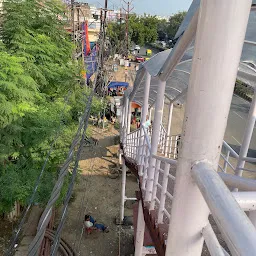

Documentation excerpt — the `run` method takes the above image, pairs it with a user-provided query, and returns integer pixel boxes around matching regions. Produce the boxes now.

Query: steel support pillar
[120,158,127,223]
[125,97,129,128]
[165,1,252,255]
[138,72,151,165]
[249,210,256,228]
[165,102,173,156]
[121,104,125,128]
[235,91,256,178]
[141,72,151,125]
[149,107,153,121]
[134,200,145,256]
[127,102,132,134]
[145,79,166,202]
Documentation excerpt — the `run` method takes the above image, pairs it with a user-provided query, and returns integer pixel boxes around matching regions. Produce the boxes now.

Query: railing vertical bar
[139,136,147,176]
[150,159,162,210]
[223,150,230,173]
[158,162,170,223]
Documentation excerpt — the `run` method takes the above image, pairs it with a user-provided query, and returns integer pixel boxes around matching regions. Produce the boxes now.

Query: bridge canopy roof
[129,0,256,107]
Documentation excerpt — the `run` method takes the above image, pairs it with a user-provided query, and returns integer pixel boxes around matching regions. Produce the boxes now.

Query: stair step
[158,223,169,241]
[150,210,158,225]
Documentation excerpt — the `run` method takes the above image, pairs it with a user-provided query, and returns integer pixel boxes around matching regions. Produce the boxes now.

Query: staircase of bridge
[120,124,256,256]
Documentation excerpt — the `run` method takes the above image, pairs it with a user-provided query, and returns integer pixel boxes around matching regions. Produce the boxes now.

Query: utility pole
[99,0,108,68]
[77,6,80,32]
[123,0,134,55]
[71,0,75,43]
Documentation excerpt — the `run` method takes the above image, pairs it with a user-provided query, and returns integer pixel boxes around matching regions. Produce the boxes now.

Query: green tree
[2,0,77,97]
[0,0,104,213]
[106,21,127,54]
[107,14,159,51]
[167,11,187,39]
[129,15,159,45]
[157,19,169,41]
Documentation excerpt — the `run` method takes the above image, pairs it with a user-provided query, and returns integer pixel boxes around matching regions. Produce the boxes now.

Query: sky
[78,0,193,16]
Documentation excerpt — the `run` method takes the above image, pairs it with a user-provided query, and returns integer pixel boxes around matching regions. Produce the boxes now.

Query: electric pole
[123,0,134,55]
[71,0,75,43]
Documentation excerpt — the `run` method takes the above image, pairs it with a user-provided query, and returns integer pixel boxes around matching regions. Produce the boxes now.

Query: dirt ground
[55,124,138,256]
[0,219,15,255]
[107,58,137,88]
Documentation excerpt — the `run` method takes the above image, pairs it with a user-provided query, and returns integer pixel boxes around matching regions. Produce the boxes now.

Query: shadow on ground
[55,126,138,256]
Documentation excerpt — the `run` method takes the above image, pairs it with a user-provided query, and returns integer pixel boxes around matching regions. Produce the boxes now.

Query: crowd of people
[108,87,124,97]
[131,114,152,131]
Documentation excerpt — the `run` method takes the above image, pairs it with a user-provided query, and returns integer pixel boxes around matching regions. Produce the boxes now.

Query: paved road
[224,95,256,157]
[131,44,162,57]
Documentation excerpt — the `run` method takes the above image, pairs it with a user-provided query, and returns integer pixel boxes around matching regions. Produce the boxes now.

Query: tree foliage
[107,15,159,51]
[157,20,169,41]
[156,12,187,42]
[167,11,187,40]
[129,15,159,46]
[0,0,104,213]
[107,12,186,51]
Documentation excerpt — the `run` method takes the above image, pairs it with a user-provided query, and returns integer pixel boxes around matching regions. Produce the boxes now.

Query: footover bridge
[119,1,256,255]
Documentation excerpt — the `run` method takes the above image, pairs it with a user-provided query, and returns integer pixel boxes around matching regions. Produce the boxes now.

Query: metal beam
[129,68,146,101]
[232,192,256,211]
[159,9,199,81]
[219,172,256,191]
[192,161,256,255]
[166,1,252,254]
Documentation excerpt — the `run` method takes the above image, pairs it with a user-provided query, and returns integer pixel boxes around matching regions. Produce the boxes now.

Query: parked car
[135,56,144,63]
[135,45,140,50]
[128,54,136,61]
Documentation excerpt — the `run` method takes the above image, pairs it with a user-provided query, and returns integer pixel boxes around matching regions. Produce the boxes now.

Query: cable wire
[27,90,93,255]
[5,90,72,256]
[50,90,94,256]
[28,4,107,253]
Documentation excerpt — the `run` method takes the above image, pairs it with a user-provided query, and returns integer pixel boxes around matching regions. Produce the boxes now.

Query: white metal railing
[150,154,176,224]
[218,141,239,173]
[192,161,256,255]
[163,134,180,159]
[123,125,177,225]
[122,124,256,255]
[158,128,256,176]
[159,124,167,154]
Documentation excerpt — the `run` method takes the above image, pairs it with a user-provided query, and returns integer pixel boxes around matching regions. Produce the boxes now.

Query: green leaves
[0,50,38,128]
[167,12,187,39]
[2,0,75,95]
[0,0,106,214]
[0,0,85,213]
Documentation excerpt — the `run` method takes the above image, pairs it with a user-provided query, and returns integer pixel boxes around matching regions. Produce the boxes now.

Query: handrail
[127,128,140,136]
[166,134,181,138]
[239,167,256,172]
[152,154,177,166]
[162,128,240,161]
[232,192,256,211]
[242,156,256,163]
[222,141,239,159]
[192,161,256,255]
[219,172,256,191]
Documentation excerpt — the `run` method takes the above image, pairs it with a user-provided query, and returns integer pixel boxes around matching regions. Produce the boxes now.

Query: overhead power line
[122,0,134,55]
[27,1,109,254]
[5,91,73,256]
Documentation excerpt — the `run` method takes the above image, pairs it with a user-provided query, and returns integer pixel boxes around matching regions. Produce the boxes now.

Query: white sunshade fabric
[130,0,256,107]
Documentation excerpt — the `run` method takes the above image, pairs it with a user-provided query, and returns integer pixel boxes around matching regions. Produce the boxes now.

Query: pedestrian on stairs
[144,115,151,128]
